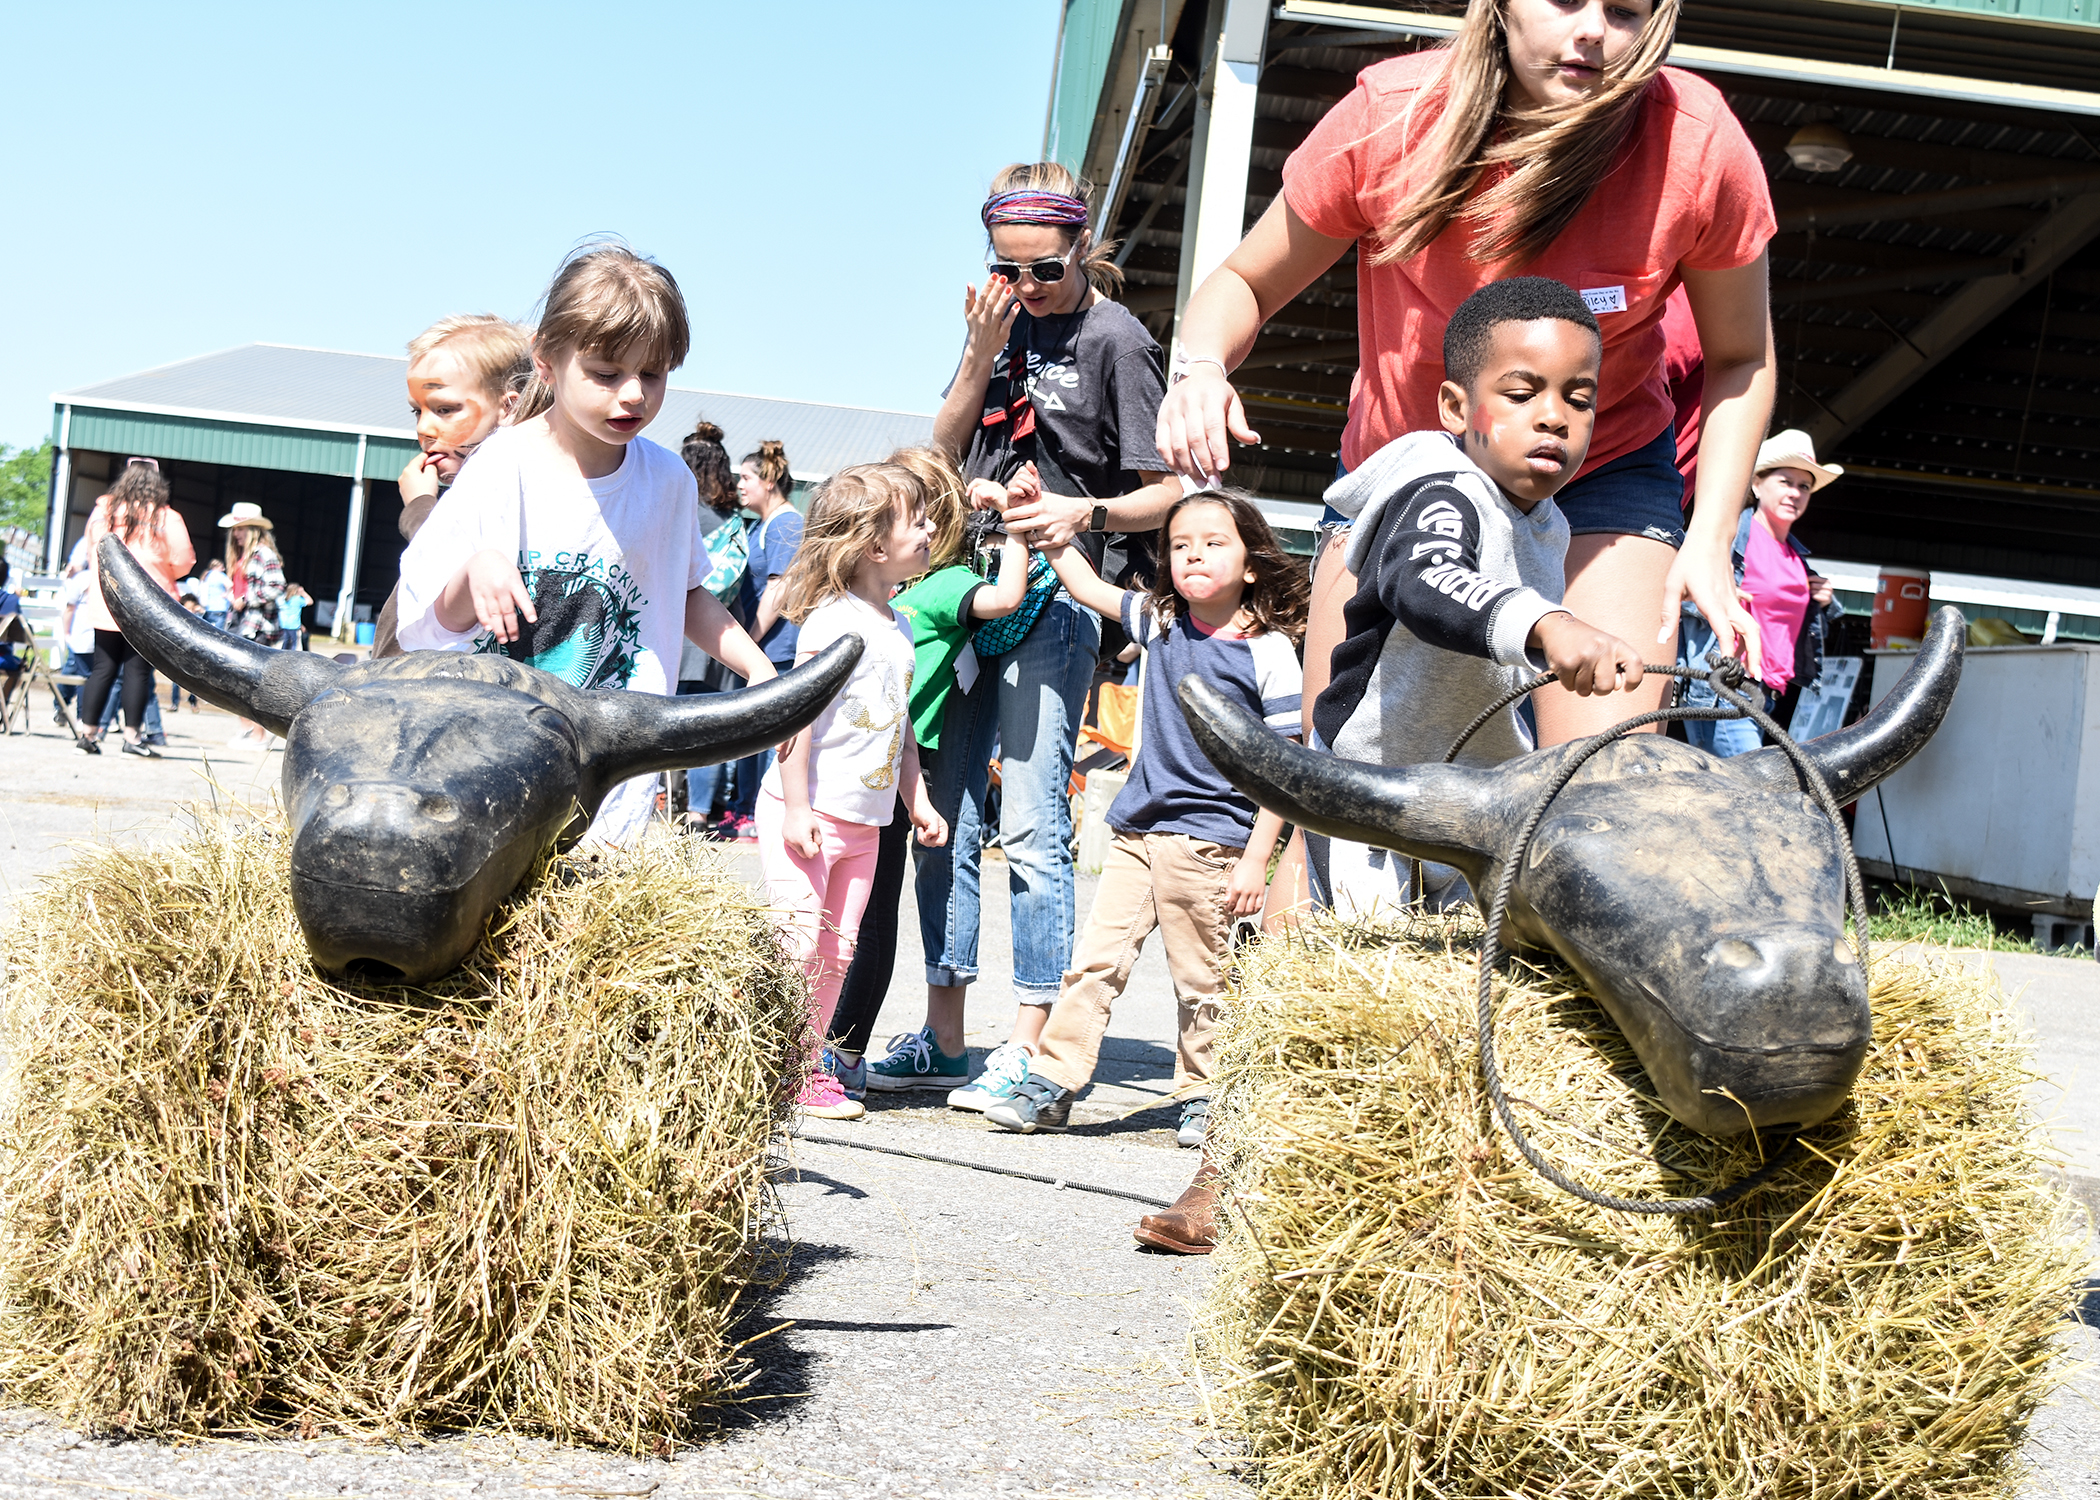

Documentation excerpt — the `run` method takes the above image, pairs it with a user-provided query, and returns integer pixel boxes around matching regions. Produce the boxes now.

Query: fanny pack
[970,551,1057,658]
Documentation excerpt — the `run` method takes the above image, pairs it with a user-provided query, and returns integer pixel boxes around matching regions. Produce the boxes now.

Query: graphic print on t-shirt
[843,663,913,791]
[475,549,645,690]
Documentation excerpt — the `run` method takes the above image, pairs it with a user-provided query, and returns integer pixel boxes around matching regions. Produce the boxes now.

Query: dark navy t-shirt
[1108,592,1303,847]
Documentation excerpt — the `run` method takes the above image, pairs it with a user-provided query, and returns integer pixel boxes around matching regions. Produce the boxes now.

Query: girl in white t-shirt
[396,242,774,846]
[761,463,950,1120]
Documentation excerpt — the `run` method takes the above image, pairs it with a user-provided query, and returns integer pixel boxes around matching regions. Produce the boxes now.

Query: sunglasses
[125,456,160,471]
[985,247,1075,285]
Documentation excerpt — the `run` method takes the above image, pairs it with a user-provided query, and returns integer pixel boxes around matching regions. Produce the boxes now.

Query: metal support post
[1173,0,1265,340]
[336,434,368,642]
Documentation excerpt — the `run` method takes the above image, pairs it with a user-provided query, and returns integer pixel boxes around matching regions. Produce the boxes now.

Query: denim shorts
[1555,422,1685,549]
[1318,422,1685,550]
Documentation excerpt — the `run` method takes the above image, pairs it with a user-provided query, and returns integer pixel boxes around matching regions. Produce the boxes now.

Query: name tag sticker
[955,642,980,695]
[1582,285,1629,314]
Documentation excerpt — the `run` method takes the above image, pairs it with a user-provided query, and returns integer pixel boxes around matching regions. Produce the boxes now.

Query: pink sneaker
[797,1070,865,1120]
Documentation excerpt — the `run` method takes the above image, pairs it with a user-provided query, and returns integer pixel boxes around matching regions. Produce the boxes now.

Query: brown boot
[1135,1160,1219,1254]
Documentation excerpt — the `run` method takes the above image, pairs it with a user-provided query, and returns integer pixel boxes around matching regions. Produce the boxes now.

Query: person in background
[199,556,233,629]
[1678,429,1846,755]
[279,583,312,651]
[55,559,96,718]
[923,161,1178,1114]
[370,315,533,658]
[832,449,1033,1099]
[676,418,750,834]
[718,439,802,842]
[0,560,24,721]
[222,502,284,746]
[79,458,194,758]
[757,462,949,1122]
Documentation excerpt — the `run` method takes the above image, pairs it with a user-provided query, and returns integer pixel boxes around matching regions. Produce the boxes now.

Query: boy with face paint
[370,315,532,658]
[1301,277,1645,919]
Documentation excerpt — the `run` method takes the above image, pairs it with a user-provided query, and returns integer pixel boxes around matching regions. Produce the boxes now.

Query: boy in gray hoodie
[1310,277,1645,914]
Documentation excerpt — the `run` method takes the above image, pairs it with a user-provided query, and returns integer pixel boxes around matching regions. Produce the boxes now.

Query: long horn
[97,536,341,735]
[1177,677,1501,871]
[1738,603,1966,801]
[578,633,865,795]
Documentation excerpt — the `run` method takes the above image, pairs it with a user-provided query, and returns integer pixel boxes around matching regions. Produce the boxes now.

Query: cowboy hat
[1754,429,1844,491]
[217,501,275,530]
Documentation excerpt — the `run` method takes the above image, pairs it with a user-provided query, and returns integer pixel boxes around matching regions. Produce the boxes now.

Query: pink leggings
[755,792,882,1055]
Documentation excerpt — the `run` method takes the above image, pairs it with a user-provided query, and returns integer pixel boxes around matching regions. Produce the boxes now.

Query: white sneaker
[947,1040,1034,1113]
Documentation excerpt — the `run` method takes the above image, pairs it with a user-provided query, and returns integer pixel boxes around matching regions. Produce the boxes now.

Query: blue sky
[0,2,1062,449]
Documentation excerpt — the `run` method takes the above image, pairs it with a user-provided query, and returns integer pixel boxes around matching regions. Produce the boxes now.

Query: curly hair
[681,419,735,513]
[1143,489,1309,643]
[777,463,928,624]
[107,461,171,544]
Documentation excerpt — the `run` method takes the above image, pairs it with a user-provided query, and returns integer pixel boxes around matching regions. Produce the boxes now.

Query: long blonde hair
[984,162,1124,300]
[1374,0,1681,269]
[777,463,928,623]
[886,446,968,573]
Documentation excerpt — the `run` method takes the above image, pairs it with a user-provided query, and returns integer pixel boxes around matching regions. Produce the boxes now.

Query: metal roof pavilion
[46,343,934,631]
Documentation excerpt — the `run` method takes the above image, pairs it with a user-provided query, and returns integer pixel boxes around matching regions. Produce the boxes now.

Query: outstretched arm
[1040,541,1130,621]
[685,586,775,683]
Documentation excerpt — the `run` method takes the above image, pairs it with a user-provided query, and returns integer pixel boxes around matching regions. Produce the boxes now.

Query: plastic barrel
[1872,566,1930,649]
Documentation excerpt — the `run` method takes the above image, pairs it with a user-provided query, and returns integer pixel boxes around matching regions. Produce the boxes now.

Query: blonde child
[828,448,1035,1096]
[371,314,532,658]
[986,489,1308,1152]
[396,241,774,846]
[760,463,952,1120]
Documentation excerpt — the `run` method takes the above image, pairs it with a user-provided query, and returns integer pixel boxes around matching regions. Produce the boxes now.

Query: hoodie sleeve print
[1249,631,1304,735]
[1360,481,1558,669]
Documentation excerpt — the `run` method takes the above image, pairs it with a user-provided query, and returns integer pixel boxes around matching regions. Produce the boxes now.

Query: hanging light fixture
[1786,122,1855,173]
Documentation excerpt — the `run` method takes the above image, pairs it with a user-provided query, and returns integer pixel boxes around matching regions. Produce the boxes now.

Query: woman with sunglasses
[1158,0,1774,765]
[913,162,1179,1114]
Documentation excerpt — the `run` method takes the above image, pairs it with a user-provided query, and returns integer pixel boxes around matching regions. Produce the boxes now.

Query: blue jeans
[915,599,1099,999]
[204,610,232,631]
[60,648,90,706]
[1678,608,1767,757]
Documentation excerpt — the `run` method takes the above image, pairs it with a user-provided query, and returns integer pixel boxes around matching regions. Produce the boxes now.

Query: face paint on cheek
[431,395,494,451]
[1469,407,1493,450]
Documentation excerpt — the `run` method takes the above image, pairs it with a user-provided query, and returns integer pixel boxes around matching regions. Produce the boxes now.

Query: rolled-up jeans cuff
[1012,984,1059,1006]
[925,963,977,988]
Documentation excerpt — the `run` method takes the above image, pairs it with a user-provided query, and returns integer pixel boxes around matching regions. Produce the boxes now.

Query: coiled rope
[1435,657,1871,1214]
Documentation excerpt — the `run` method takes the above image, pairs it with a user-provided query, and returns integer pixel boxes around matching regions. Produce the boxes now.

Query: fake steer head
[1180,607,1966,1138]
[99,537,860,985]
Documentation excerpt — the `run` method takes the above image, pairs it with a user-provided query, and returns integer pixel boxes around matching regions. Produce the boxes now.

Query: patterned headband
[981,190,1089,229]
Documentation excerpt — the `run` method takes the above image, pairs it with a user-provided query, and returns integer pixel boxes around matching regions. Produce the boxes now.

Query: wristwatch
[1088,504,1108,533]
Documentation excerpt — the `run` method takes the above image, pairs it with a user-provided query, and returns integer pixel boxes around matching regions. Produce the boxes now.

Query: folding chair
[0,614,85,743]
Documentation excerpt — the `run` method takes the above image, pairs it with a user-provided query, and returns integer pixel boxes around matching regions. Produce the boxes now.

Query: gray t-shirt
[958,298,1167,574]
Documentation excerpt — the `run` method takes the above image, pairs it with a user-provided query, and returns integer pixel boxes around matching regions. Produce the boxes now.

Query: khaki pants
[1031,831,1239,1095]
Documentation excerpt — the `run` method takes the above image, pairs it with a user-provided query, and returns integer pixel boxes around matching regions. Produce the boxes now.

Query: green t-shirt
[892,564,986,753]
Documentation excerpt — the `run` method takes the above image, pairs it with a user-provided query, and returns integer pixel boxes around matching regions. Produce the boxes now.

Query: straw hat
[217,502,275,531]
[1754,429,1844,491]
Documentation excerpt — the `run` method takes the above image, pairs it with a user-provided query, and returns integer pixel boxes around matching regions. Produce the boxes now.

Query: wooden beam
[1806,192,2100,447]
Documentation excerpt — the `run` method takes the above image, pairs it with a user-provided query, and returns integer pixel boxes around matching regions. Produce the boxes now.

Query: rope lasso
[1437,657,1871,1214]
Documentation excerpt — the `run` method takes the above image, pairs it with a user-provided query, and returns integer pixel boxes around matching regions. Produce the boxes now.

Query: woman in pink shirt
[1156,0,1776,754]
[79,458,194,757]
[1680,430,1845,756]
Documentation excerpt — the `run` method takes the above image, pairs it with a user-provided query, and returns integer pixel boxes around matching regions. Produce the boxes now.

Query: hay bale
[1199,915,2090,1498]
[0,813,808,1452]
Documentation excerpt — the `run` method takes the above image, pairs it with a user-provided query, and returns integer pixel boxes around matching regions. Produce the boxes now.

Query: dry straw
[0,811,809,1453]
[1198,913,2090,1499]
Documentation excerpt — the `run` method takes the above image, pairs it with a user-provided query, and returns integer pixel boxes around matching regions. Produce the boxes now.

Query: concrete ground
[0,701,2093,1496]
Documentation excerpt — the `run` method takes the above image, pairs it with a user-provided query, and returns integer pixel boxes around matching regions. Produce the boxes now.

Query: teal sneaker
[865,1028,969,1093]
[946,1040,1034,1113]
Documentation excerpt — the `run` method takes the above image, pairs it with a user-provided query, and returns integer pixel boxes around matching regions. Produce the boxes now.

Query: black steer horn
[1178,609,1966,1137]
[99,534,862,983]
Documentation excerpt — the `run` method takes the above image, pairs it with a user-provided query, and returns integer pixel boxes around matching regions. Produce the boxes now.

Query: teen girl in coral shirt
[1157,0,1776,753]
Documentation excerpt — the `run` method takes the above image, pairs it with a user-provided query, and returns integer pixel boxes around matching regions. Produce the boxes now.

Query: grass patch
[1869,880,2054,953]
